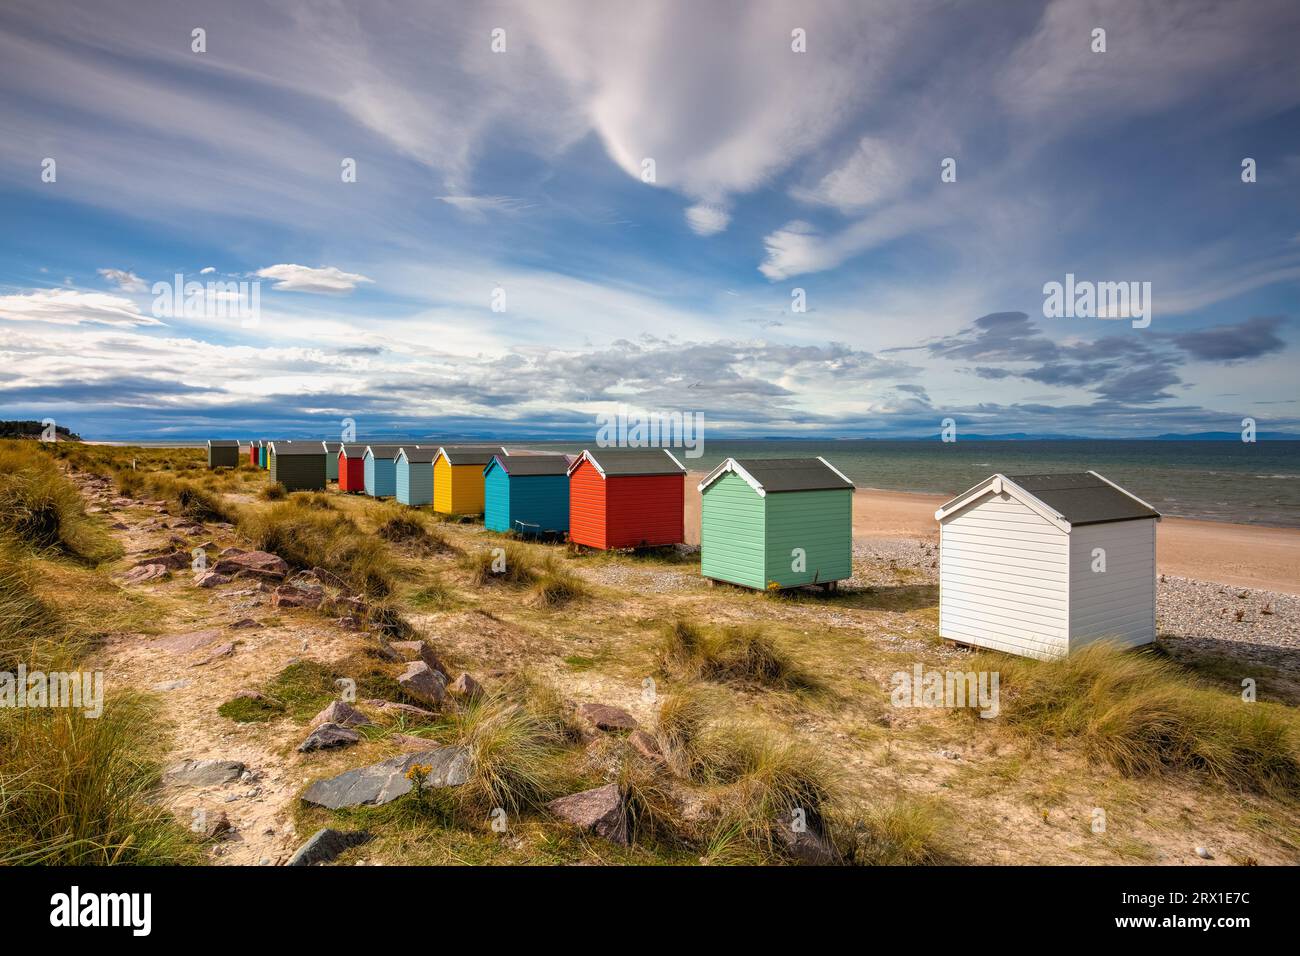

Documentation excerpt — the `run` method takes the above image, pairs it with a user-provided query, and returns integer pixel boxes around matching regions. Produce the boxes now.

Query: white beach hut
[934,472,1160,660]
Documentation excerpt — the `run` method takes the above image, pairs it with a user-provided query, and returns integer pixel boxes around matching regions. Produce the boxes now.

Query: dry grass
[239,499,395,597]
[656,618,813,689]
[0,442,120,563]
[977,641,1300,797]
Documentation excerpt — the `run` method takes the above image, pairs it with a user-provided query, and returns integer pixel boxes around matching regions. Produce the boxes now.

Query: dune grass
[656,618,813,689]
[0,443,120,563]
[460,542,590,606]
[239,499,396,597]
[976,641,1300,797]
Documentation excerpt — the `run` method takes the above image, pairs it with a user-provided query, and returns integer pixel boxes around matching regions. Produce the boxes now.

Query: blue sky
[1,0,1298,440]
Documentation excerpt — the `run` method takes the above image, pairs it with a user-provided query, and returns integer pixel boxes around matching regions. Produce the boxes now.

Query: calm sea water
[95,438,1300,528]
[532,440,1300,529]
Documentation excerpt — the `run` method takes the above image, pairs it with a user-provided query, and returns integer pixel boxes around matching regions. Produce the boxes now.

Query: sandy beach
[684,475,1300,595]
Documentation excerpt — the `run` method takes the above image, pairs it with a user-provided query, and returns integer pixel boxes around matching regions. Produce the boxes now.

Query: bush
[259,482,287,501]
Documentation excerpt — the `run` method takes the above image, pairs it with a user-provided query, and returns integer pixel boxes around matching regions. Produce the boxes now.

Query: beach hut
[248,441,260,468]
[395,447,436,506]
[267,441,326,491]
[258,440,268,469]
[568,449,685,550]
[206,440,240,469]
[322,441,342,481]
[483,453,570,534]
[698,458,854,591]
[934,472,1160,660]
[363,444,404,498]
[337,444,366,492]
[433,446,506,516]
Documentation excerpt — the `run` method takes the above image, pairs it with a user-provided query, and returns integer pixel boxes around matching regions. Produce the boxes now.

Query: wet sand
[683,475,1300,595]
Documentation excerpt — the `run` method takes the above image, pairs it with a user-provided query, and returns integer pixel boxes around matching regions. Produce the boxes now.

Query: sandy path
[684,474,1300,594]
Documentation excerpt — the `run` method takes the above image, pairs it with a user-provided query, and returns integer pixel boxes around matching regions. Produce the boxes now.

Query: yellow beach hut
[433,445,507,516]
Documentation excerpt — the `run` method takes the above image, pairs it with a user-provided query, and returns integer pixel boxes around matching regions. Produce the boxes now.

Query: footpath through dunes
[59,451,1300,867]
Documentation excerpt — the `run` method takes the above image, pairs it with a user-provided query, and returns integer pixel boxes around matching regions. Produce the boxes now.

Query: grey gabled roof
[572,448,686,477]
[268,441,323,457]
[321,441,342,453]
[397,446,438,463]
[339,443,367,458]
[732,457,853,493]
[363,444,405,460]
[1005,473,1159,526]
[487,453,569,476]
[207,439,239,447]
[438,445,506,466]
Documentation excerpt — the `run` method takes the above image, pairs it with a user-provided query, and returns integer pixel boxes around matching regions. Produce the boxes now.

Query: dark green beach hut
[698,457,855,591]
[268,441,326,491]
[206,439,240,469]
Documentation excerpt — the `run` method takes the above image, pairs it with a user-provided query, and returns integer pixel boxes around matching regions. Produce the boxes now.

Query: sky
[1,0,1298,441]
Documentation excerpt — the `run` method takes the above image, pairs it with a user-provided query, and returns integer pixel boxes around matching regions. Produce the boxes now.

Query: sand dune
[683,475,1300,595]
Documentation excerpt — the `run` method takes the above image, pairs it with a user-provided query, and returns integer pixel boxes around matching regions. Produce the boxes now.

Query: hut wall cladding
[322,443,341,481]
[248,443,259,467]
[207,442,240,468]
[1067,518,1156,649]
[270,451,326,490]
[699,471,766,588]
[338,451,364,492]
[396,455,433,506]
[433,458,486,515]
[762,488,852,587]
[483,462,569,533]
[364,453,397,498]
[569,458,684,549]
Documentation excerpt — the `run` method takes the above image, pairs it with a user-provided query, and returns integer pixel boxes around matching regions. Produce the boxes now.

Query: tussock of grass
[0,696,200,864]
[259,482,287,501]
[445,689,571,815]
[0,550,62,671]
[223,654,407,723]
[116,468,233,523]
[529,558,591,606]
[979,641,1300,796]
[239,501,395,597]
[217,693,286,723]
[460,543,589,606]
[0,443,119,562]
[828,799,952,865]
[657,619,812,689]
[409,577,457,610]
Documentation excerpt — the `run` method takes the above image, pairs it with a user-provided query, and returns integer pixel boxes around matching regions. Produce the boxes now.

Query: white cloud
[255,264,375,294]
[790,137,907,213]
[0,289,163,327]
[97,268,148,293]
[684,203,730,237]
[200,266,216,274]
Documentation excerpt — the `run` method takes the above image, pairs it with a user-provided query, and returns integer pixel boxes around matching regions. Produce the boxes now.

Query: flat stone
[578,703,638,732]
[135,549,191,571]
[191,641,235,666]
[398,661,447,708]
[228,618,263,629]
[362,699,436,719]
[195,571,233,589]
[309,700,372,729]
[546,783,628,845]
[213,550,289,580]
[157,628,226,654]
[164,759,247,788]
[297,722,362,753]
[122,564,169,584]
[285,828,372,866]
[272,583,325,609]
[203,811,233,840]
[300,747,470,810]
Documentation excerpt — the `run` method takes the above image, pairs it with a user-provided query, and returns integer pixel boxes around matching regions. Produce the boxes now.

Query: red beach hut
[568,449,686,550]
[338,443,367,492]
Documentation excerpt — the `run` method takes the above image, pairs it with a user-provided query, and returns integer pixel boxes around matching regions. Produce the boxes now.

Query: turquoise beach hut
[483,453,571,534]
[395,447,436,506]
[258,440,268,469]
[363,444,404,498]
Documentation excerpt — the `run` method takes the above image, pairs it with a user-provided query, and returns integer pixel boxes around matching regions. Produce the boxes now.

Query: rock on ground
[164,759,247,788]
[546,783,628,845]
[297,722,363,753]
[398,661,447,707]
[310,700,372,729]
[285,828,372,866]
[578,702,638,732]
[300,747,470,810]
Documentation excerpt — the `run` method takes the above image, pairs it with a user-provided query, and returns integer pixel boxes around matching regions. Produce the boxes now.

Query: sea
[92,438,1300,529]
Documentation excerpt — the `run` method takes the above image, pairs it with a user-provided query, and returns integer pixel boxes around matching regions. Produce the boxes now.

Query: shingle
[584,449,686,476]
[492,454,569,476]
[1007,473,1158,525]
[733,458,853,492]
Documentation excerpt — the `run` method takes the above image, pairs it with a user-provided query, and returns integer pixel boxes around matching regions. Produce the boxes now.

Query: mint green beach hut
[698,458,855,591]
